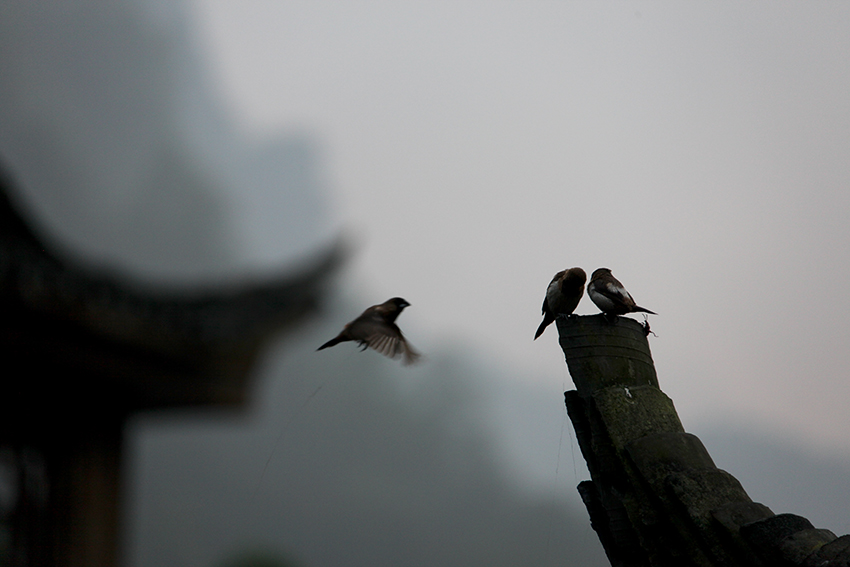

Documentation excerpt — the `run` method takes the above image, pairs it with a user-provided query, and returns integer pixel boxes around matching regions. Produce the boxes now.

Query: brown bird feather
[534,267,586,339]
[587,268,656,316]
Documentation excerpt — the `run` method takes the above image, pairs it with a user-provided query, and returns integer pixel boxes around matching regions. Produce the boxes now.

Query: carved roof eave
[0,172,342,410]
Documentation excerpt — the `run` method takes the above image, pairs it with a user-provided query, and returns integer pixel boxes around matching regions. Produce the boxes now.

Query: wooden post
[557,315,850,567]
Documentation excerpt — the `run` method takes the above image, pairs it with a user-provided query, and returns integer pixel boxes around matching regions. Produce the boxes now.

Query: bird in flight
[317,297,421,365]
[587,268,656,317]
[534,267,587,339]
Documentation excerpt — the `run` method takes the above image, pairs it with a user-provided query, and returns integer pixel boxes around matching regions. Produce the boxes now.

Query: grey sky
[185,1,850,450]
[3,2,850,563]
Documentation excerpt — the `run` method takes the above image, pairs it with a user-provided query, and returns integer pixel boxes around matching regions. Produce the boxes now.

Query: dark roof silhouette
[0,165,340,566]
[0,167,341,409]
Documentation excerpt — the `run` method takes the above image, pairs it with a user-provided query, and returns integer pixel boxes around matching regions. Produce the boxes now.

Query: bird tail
[534,314,555,340]
[317,335,344,351]
[633,306,656,315]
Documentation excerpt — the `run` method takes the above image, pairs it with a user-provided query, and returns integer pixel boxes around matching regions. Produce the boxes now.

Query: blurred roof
[0,166,341,419]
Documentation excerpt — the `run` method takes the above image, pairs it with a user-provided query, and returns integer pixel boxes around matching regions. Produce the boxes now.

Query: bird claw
[641,315,657,337]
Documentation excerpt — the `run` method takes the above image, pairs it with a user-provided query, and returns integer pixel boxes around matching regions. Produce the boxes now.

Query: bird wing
[540,295,551,316]
[598,280,636,310]
[366,330,421,365]
[350,316,420,365]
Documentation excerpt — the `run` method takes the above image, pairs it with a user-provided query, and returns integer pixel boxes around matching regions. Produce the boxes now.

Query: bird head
[566,267,587,284]
[590,268,612,281]
[389,297,411,311]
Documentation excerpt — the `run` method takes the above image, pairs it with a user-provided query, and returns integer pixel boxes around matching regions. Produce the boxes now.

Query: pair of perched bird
[317,268,654,365]
[533,267,655,339]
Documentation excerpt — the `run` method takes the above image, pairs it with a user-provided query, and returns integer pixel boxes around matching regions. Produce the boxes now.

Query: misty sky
[2,2,850,564]
[183,1,850,450]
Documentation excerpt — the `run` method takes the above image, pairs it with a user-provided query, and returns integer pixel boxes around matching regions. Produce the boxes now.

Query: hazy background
[1,1,849,566]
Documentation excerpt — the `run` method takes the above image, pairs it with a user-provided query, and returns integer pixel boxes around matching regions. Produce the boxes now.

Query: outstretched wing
[366,329,421,365]
[349,313,421,365]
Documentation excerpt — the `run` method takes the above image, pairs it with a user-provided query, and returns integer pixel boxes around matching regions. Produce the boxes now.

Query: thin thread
[251,382,325,501]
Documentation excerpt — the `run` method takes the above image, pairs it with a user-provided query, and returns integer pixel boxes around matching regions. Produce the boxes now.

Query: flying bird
[317,297,421,365]
[587,268,656,317]
[534,267,587,339]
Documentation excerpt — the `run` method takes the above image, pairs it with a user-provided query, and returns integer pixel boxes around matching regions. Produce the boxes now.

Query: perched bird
[317,297,421,365]
[587,268,656,317]
[534,267,587,340]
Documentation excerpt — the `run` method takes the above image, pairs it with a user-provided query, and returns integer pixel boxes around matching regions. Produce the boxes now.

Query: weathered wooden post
[558,314,850,567]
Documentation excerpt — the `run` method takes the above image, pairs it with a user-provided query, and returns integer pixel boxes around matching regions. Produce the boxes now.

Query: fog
[1,1,849,566]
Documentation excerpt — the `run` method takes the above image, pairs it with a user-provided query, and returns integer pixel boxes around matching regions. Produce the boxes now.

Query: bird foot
[602,313,619,324]
[641,315,657,337]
